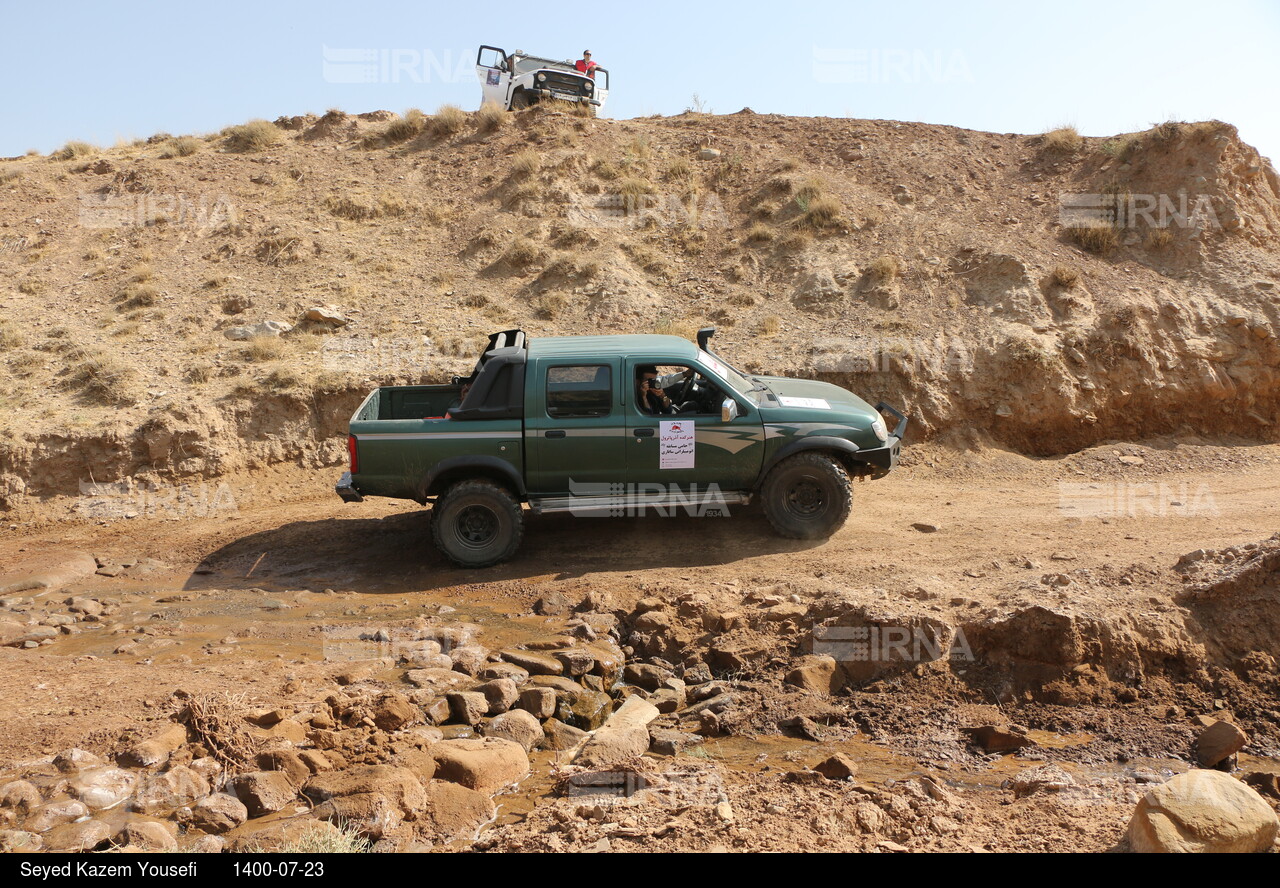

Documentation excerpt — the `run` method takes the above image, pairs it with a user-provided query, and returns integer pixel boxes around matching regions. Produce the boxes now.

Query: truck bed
[355,385,461,421]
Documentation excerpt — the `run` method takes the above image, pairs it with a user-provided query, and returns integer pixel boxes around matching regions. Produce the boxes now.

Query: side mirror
[721,398,739,423]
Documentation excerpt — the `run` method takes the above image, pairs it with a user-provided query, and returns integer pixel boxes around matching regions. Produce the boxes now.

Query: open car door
[475,45,510,107]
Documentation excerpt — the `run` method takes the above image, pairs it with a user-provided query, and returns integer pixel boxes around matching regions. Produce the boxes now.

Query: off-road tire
[761,452,853,540]
[430,480,524,567]
[510,91,531,111]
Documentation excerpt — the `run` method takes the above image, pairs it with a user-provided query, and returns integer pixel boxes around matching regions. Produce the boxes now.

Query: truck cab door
[624,358,764,494]
[524,358,626,495]
[476,45,511,107]
[591,67,609,112]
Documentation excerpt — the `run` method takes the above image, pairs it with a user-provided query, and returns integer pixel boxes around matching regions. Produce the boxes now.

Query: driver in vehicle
[637,365,696,415]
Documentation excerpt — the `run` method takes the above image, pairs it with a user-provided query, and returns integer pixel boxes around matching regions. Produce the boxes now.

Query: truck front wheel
[430,480,524,567]
[761,452,853,540]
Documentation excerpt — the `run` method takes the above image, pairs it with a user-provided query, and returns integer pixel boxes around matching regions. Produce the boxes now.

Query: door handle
[544,429,566,439]
[633,427,655,437]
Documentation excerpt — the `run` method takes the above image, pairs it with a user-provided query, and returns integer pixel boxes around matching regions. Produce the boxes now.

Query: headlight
[536,73,546,82]
[583,80,593,91]
[871,415,888,442]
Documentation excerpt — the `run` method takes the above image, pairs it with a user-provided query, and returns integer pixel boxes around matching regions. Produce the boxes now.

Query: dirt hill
[1,106,1277,509]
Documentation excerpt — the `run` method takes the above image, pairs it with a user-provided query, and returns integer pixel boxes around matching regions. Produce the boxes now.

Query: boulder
[370,691,417,731]
[53,748,105,773]
[517,687,557,719]
[228,771,298,817]
[189,793,248,833]
[499,650,564,676]
[132,765,211,813]
[302,306,348,326]
[1128,770,1279,853]
[649,727,703,756]
[69,767,137,810]
[42,819,112,852]
[256,750,313,788]
[304,765,427,839]
[189,835,226,853]
[574,696,660,768]
[0,779,41,813]
[417,781,496,843]
[447,691,489,725]
[430,738,530,794]
[785,655,839,694]
[963,725,1036,754]
[25,799,89,832]
[0,830,41,852]
[231,818,345,853]
[1195,720,1248,768]
[476,662,530,684]
[540,718,588,751]
[119,820,177,851]
[814,754,859,780]
[476,678,518,715]
[119,723,188,768]
[223,320,292,341]
[485,710,544,752]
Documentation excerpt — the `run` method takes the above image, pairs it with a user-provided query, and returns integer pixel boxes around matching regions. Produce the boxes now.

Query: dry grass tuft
[120,283,158,308]
[0,324,23,350]
[1146,228,1174,250]
[500,237,545,270]
[52,141,97,161]
[159,136,203,158]
[1042,126,1083,154]
[799,195,843,230]
[428,104,468,137]
[757,316,781,336]
[255,236,308,265]
[1049,264,1081,288]
[511,150,541,178]
[372,109,427,146]
[1067,223,1118,254]
[223,120,284,152]
[869,255,903,281]
[243,335,287,362]
[476,102,507,133]
[745,222,774,244]
[65,349,137,404]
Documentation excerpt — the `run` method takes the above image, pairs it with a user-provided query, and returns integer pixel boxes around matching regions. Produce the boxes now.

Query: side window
[546,365,612,418]
[635,365,721,415]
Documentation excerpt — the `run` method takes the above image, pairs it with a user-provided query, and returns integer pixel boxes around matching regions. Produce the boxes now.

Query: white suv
[475,45,610,115]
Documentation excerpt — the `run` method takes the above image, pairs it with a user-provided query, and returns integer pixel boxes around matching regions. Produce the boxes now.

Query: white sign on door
[659,420,695,469]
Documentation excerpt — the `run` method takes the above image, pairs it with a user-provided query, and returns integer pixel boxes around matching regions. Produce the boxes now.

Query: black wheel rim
[455,504,499,549]
[785,477,826,518]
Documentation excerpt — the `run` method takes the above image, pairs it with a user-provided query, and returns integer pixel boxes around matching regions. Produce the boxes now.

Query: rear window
[546,365,612,418]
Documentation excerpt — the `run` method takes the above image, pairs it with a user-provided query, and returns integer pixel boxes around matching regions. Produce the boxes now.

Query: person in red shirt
[575,50,598,79]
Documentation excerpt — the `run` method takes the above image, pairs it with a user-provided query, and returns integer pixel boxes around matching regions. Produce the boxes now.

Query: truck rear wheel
[431,480,523,567]
[761,452,853,540]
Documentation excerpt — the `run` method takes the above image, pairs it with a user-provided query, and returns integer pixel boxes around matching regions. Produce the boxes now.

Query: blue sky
[3,0,1278,161]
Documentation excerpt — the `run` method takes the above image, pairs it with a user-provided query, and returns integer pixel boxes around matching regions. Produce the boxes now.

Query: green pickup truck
[337,328,906,567]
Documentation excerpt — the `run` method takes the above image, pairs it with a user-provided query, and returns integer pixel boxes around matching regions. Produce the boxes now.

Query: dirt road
[1,439,1278,851]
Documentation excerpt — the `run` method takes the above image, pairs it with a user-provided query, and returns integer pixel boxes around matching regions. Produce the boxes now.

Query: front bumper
[855,403,909,472]
[533,88,600,106]
[336,471,364,503]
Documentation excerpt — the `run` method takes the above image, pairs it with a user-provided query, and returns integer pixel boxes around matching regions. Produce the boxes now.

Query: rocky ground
[1,442,1278,852]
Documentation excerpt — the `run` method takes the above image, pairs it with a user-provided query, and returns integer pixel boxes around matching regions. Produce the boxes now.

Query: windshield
[698,349,759,402]
[512,56,579,76]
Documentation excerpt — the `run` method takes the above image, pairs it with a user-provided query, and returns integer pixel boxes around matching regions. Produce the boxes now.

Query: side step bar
[530,490,750,516]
